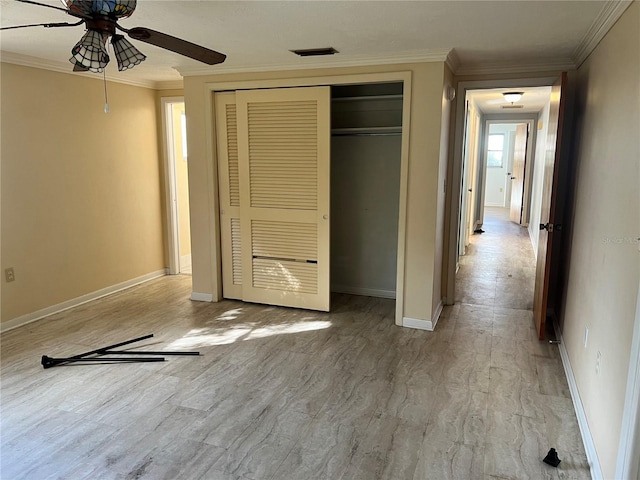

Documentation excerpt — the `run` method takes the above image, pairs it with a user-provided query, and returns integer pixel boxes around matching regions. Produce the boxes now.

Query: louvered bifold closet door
[215,92,243,300]
[236,87,330,311]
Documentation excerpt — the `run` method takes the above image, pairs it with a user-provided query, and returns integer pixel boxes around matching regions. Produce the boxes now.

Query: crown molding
[176,49,453,77]
[572,0,633,68]
[445,49,461,74]
[0,51,159,89]
[455,58,577,76]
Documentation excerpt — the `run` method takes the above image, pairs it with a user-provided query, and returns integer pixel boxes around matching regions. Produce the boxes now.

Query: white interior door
[235,87,330,311]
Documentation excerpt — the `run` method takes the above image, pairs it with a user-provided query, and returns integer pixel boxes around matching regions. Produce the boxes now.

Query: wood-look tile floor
[1,208,590,480]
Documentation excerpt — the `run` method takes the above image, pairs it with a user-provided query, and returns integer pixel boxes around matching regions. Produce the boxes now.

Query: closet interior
[330,82,403,299]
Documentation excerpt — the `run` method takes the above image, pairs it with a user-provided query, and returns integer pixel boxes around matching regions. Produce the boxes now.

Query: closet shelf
[331,94,403,103]
[331,126,402,136]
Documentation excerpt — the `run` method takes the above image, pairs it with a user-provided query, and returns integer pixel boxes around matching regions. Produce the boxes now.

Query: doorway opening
[330,83,403,302]
[162,98,192,276]
[452,84,559,338]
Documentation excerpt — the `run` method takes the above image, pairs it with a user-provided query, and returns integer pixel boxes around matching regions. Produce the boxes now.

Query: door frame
[616,282,640,479]
[444,76,558,305]
[161,96,185,275]
[202,71,412,324]
[478,117,537,226]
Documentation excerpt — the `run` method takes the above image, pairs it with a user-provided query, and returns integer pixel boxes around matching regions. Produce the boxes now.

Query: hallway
[453,206,590,479]
[456,207,535,310]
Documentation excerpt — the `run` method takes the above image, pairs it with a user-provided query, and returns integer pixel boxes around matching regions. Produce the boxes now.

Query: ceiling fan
[0,0,226,73]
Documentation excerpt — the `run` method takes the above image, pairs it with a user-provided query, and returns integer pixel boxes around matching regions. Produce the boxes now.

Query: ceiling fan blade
[0,20,83,31]
[14,0,69,14]
[125,27,226,65]
[12,0,90,20]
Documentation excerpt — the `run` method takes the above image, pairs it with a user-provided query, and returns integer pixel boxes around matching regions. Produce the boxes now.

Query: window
[487,133,504,168]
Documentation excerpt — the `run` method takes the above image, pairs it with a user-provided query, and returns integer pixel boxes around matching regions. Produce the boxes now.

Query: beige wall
[1,63,165,323]
[183,62,447,322]
[561,2,639,477]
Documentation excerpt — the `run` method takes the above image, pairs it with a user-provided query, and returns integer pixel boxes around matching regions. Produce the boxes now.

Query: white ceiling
[0,0,630,87]
[468,86,553,115]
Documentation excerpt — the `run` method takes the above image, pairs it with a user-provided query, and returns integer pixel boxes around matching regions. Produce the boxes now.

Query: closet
[215,82,403,311]
[330,83,403,299]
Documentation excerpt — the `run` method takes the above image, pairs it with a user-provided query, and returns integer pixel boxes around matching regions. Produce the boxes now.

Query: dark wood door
[509,124,528,223]
[533,73,568,340]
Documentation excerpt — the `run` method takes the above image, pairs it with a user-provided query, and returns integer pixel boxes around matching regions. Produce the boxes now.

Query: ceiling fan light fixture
[69,29,109,72]
[63,0,137,18]
[112,34,146,71]
[503,91,524,103]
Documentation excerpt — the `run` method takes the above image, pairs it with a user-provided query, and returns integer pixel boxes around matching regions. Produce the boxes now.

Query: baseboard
[331,285,395,299]
[431,300,444,330]
[484,202,505,207]
[403,316,434,331]
[556,331,603,479]
[0,269,168,333]
[191,292,213,302]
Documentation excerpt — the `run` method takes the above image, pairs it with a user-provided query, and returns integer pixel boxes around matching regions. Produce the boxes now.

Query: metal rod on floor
[40,334,200,369]
[66,334,155,361]
[102,350,200,356]
[41,355,165,369]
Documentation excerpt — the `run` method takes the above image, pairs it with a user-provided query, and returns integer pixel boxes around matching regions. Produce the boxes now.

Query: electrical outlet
[5,267,15,282]
[584,326,589,348]
[595,351,602,375]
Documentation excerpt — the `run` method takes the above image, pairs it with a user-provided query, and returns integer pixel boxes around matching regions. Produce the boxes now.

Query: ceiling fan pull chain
[103,69,110,114]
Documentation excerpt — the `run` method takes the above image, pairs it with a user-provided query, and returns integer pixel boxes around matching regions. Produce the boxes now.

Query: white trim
[177,50,451,77]
[456,59,576,77]
[616,284,640,479]
[0,51,159,89]
[402,303,442,331]
[0,270,167,333]
[556,332,604,480]
[402,317,434,331]
[161,97,184,275]
[445,49,461,73]
[431,300,444,330]
[190,292,213,302]
[484,202,505,208]
[572,0,633,68]
[331,285,396,299]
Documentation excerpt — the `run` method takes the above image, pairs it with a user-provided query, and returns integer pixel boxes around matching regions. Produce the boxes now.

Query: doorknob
[540,223,562,232]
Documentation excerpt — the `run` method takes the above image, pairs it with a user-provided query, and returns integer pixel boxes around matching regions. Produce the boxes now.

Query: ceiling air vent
[502,104,524,109]
[291,47,339,57]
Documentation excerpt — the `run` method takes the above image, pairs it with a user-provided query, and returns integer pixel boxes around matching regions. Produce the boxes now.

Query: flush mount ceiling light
[503,91,524,103]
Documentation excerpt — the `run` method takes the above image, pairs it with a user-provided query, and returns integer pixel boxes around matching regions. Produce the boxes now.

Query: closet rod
[331,132,401,137]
